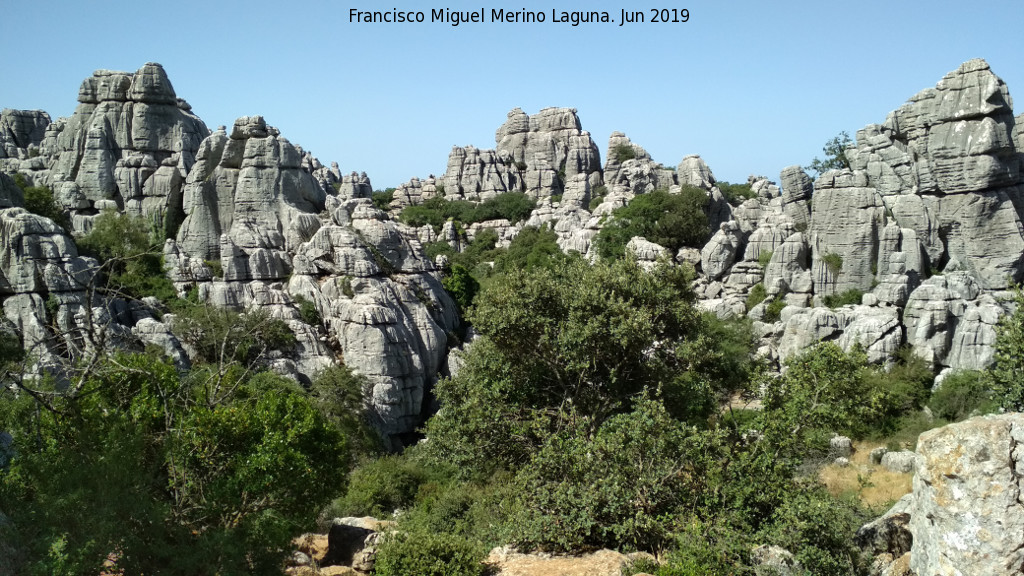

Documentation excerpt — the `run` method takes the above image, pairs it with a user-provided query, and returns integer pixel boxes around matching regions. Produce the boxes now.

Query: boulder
[881,451,916,474]
[909,414,1024,575]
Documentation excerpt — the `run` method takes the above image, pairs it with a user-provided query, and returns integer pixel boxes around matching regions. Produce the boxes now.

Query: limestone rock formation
[0,108,50,160]
[495,107,603,202]
[43,63,210,234]
[287,199,457,436]
[846,59,1024,290]
[173,116,326,278]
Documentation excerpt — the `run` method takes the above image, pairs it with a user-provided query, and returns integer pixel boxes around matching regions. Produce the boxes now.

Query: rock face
[0,108,51,160]
[287,199,457,436]
[908,414,1024,575]
[42,63,210,234]
[0,207,97,368]
[174,115,326,274]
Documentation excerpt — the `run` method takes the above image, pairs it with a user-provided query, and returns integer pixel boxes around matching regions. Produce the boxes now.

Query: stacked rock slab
[750,59,1024,369]
[846,58,1024,290]
[0,206,98,370]
[288,199,458,437]
[40,63,210,234]
[167,116,457,438]
[0,109,51,161]
[173,116,326,277]
[494,107,603,202]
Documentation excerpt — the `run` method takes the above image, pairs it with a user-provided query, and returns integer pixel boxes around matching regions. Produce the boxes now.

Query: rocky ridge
[2,58,1024,438]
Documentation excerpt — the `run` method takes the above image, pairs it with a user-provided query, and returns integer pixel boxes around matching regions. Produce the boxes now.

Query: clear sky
[1,0,1021,188]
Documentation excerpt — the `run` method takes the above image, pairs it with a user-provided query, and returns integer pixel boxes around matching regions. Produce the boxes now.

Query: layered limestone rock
[174,116,326,277]
[0,108,51,161]
[0,207,97,368]
[777,304,902,364]
[493,107,602,201]
[903,272,1007,370]
[909,414,1024,575]
[42,63,210,233]
[166,117,457,436]
[809,173,886,296]
[441,145,520,202]
[846,58,1024,290]
[288,199,457,436]
[602,132,674,198]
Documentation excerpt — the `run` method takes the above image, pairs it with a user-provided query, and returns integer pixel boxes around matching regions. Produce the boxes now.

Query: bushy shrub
[989,289,1024,411]
[589,185,607,211]
[821,252,844,275]
[14,174,71,231]
[929,369,997,421]
[594,187,710,260]
[493,225,562,273]
[375,531,489,576]
[399,192,536,231]
[171,305,295,369]
[506,395,708,552]
[717,181,755,206]
[823,288,863,308]
[764,297,787,322]
[746,283,767,310]
[76,210,177,302]
[309,365,382,457]
[0,353,347,576]
[443,264,480,313]
[612,143,637,163]
[756,489,866,576]
[293,295,322,326]
[372,188,396,211]
[330,454,431,518]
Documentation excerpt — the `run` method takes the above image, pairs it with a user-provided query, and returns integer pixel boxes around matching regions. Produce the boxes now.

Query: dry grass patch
[818,441,912,511]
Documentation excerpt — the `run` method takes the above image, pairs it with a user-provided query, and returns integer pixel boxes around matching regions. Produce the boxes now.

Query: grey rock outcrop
[846,59,1024,290]
[903,272,1008,370]
[0,207,97,366]
[701,222,742,280]
[45,63,210,233]
[174,116,325,276]
[809,176,886,295]
[0,108,51,160]
[856,494,914,576]
[495,107,603,201]
[288,200,457,436]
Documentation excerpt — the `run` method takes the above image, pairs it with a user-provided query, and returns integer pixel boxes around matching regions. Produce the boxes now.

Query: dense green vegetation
[372,187,396,211]
[593,187,710,260]
[400,191,536,231]
[13,174,71,231]
[76,210,178,302]
[717,180,756,206]
[0,349,349,575]
[823,288,864,308]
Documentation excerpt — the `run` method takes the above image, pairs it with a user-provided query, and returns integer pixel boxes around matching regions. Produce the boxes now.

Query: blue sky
[2,0,1021,188]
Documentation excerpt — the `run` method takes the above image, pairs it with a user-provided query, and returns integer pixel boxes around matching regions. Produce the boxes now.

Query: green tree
[425,256,751,475]
[806,131,853,177]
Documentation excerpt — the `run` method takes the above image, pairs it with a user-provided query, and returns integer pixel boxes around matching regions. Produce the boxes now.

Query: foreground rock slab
[910,413,1024,575]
